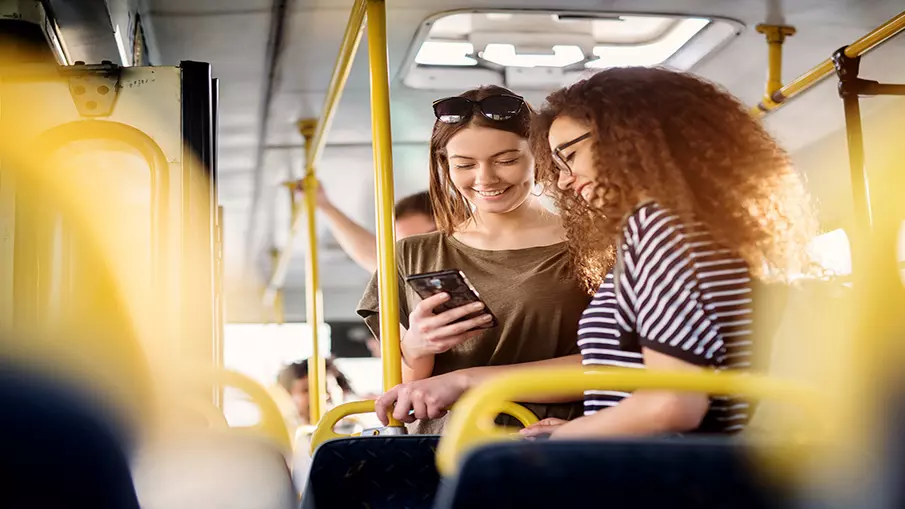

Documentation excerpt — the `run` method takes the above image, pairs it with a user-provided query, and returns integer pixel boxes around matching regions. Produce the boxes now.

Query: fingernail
[438,293,450,300]
[481,314,492,321]
[470,302,484,310]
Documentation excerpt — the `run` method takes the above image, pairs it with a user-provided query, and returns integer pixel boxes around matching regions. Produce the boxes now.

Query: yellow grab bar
[497,401,539,428]
[365,0,404,413]
[308,399,538,454]
[436,367,821,476]
[309,399,374,454]
[307,0,405,445]
[212,368,294,454]
[263,0,368,304]
[752,9,905,116]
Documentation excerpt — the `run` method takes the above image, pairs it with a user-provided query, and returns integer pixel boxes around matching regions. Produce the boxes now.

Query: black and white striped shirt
[579,202,754,433]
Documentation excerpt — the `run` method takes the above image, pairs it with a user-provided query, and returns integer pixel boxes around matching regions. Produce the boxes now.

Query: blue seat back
[434,438,797,509]
[0,363,139,508]
[302,435,440,509]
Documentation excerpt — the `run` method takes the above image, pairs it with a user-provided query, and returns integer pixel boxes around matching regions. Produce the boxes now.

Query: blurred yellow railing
[436,368,822,476]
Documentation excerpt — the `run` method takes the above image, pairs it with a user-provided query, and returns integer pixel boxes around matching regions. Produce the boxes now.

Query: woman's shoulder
[396,231,446,257]
[623,201,683,233]
[394,232,448,270]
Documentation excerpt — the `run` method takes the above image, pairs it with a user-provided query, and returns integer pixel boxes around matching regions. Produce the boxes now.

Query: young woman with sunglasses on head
[520,67,816,439]
[358,86,591,433]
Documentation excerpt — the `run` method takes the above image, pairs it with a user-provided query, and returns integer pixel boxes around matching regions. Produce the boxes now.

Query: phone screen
[405,269,497,329]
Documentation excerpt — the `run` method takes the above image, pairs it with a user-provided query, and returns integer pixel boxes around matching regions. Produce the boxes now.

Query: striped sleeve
[620,206,724,366]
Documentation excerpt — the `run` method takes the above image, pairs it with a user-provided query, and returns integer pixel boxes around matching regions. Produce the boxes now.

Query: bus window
[809,228,852,277]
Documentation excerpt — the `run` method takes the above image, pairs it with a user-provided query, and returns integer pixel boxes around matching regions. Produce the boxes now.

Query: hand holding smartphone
[405,269,498,330]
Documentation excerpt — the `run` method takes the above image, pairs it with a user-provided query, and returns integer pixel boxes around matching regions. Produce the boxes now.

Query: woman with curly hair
[520,67,816,439]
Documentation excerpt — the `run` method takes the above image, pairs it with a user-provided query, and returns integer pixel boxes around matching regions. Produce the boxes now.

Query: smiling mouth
[474,187,509,197]
[575,183,594,201]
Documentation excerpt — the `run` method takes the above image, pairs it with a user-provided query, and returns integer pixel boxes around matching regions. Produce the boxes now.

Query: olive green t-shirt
[357,232,590,434]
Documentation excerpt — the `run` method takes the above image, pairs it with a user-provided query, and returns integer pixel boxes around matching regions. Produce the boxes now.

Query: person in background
[277,357,355,496]
[298,181,437,274]
[296,183,436,358]
[277,357,354,426]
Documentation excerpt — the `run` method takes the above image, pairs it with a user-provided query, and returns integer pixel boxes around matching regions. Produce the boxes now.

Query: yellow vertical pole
[299,119,326,424]
[756,24,796,99]
[366,0,402,428]
[269,248,286,325]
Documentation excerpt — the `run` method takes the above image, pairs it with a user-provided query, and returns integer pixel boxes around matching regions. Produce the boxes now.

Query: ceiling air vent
[401,10,742,91]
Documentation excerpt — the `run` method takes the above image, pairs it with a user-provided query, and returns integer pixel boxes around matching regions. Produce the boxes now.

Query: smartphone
[404,269,498,329]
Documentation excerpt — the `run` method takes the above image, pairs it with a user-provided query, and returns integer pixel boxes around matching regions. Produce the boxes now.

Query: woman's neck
[472,195,547,233]
[455,196,564,250]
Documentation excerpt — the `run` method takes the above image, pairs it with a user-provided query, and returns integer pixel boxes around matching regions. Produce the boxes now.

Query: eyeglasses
[432,94,525,124]
[552,132,591,176]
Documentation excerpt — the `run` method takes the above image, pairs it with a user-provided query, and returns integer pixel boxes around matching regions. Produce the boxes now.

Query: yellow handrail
[308,399,539,454]
[365,0,403,412]
[263,0,368,304]
[289,0,402,443]
[752,9,905,116]
[300,122,326,424]
[435,367,821,476]
[212,368,294,454]
[309,399,374,455]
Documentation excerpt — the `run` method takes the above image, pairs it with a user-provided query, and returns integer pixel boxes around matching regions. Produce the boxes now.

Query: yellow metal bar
[756,24,796,98]
[436,368,822,476]
[752,10,905,117]
[309,399,374,454]
[366,0,402,424]
[262,0,368,305]
[297,121,326,425]
[498,401,539,428]
[211,368,294,454]
[304,0,367,169]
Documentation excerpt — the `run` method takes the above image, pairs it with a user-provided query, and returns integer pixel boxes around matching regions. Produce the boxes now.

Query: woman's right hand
[401,292,493,361]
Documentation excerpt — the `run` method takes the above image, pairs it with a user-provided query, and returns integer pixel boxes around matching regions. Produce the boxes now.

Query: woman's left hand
[375,371,470,426]
[519,418,568,438]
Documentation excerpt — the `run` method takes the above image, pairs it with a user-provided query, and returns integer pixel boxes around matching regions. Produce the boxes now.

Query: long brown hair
[531,67,817,293]
[428,85,532,233]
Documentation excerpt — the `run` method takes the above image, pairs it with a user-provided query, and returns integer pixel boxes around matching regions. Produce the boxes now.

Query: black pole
[832,47,873,274]
[832,47,873,234]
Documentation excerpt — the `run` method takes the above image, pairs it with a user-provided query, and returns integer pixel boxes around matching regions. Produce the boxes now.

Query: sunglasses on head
[432,93,525,124]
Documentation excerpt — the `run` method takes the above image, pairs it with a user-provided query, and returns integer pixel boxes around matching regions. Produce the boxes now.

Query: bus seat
[132,432,296,509]
[0,362,140,508]
[301,435,441,509]
[433,438,797,509]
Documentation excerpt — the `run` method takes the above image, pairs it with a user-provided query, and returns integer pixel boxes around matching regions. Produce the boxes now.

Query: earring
[531,183,545,197]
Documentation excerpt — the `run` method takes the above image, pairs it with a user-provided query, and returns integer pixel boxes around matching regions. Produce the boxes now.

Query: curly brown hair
[531,67,817,293]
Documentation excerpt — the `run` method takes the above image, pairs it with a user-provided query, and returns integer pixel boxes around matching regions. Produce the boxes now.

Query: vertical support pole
[756,24,796,100]
[299,119,325,425]
[268,248,286,324]
[0,168,15,329]
[366,0,403,429]
[832,47,873,277]
[214,205,225,408]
